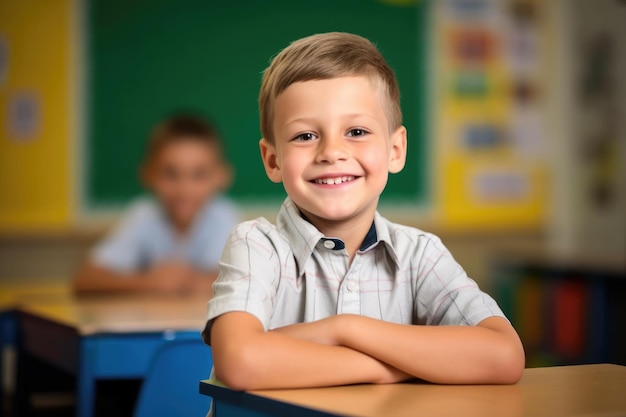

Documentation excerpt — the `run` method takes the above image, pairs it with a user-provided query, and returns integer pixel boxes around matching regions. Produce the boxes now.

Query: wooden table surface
[0,281,70,309]
[0,281,208,334]
[240,364,626,417]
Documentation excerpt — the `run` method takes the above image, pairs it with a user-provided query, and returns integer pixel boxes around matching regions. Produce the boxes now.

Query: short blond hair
[259,32,402,143]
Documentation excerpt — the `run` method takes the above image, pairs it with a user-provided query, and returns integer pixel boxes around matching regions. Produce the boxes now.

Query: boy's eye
[292,132,316,142]
[347,128,368,137]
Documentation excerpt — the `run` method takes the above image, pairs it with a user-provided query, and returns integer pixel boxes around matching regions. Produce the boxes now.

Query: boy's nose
[315,137,349,164]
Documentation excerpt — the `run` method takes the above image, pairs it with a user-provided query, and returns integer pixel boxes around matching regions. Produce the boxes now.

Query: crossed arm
[210,312,524,391]
[73,261,217,295]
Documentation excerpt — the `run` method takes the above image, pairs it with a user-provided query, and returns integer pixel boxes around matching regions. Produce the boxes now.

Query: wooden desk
[0,283,209,417]
[0,282,72,416]
[201,364,626,417]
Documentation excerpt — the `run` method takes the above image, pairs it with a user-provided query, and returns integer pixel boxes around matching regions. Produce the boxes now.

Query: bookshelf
[493,248,625,367]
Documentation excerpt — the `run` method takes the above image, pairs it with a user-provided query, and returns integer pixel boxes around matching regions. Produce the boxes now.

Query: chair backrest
[134,339,213,417]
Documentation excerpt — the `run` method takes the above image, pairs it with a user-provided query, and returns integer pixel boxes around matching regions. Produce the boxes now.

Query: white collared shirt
[204,198,504,341]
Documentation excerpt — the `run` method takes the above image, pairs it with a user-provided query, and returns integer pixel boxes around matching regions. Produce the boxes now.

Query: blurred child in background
[74,114,239,295]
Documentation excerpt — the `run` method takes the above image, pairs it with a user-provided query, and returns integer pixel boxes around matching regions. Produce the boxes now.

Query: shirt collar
[359,221,378,251]
[277,198,324,273]
[370,212,400,267]
[276,198,400,275]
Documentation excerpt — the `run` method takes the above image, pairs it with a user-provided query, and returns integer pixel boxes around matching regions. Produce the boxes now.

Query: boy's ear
[259,138,283,183]
[388,126,407,174]
[217,162,234,191]
[138,162,154,189]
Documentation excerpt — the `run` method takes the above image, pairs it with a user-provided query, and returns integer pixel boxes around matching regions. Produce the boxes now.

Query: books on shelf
[494,261,624,366]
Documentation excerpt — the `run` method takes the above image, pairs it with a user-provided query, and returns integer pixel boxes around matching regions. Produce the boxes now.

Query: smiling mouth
[311,175,357,185]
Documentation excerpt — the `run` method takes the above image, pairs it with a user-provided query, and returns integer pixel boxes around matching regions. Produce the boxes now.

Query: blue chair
[134,339,213,417]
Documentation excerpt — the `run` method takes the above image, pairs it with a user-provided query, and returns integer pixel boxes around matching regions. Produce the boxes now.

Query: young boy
[74,114,239,295]
[205,33,524,389]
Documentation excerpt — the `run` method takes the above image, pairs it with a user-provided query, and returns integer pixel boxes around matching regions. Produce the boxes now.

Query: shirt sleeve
[202,219,280,345]
[91,203,148,273]
[414,234,506,326]
[196,198,241,271]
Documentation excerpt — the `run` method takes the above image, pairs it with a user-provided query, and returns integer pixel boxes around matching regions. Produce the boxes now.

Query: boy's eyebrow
[283,113,382,127]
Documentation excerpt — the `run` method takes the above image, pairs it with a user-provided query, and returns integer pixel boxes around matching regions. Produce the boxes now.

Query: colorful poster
[433,0,548,230]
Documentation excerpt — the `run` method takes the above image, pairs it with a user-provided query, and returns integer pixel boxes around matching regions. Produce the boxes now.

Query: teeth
[314,176,355,185]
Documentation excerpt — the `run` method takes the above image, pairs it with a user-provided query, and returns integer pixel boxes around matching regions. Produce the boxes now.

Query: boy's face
[144,139,229,229]
[260,76,406,226]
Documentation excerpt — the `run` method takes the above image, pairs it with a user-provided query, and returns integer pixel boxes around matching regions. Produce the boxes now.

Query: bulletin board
[85,0,430,207]
[0,0,73,230]
[431,0,549,230]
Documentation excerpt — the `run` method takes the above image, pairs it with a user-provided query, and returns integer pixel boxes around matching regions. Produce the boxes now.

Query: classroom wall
[0,0,623,284]
[0,0,76,232]
[547,0,626,256]
[0,0,566,234]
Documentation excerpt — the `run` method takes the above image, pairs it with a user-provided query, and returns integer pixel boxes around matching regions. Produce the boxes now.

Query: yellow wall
[431,1,549,231]
[0,0,74,231]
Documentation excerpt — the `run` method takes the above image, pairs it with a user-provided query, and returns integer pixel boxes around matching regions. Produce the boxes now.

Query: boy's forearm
[336,315,524,384]
[224,333,406,389]
[190,269,218,296]
[73,263,148,294]
[211,312,409,390]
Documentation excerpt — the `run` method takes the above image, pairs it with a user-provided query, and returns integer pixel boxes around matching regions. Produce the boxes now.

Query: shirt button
[323,240,335,249]
[347,281,358,292]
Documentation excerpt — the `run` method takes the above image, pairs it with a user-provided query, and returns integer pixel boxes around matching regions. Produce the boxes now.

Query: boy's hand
[271,315,412,384]
[271,315,343,346]
[212,311,412,390]
[376,362,413,384]
[186,270,218,298]
[272,314,352,346]
[144,262,195,293]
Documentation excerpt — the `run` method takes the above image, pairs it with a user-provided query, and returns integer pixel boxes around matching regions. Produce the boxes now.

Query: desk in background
[0,282,73,416]
[201,364,626,417]
[0,282,209,417]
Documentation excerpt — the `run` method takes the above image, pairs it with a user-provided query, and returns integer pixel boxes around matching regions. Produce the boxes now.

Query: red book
[552,280,588,359]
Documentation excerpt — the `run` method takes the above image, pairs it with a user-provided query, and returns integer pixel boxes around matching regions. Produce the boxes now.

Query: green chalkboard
[86,0,429,206]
